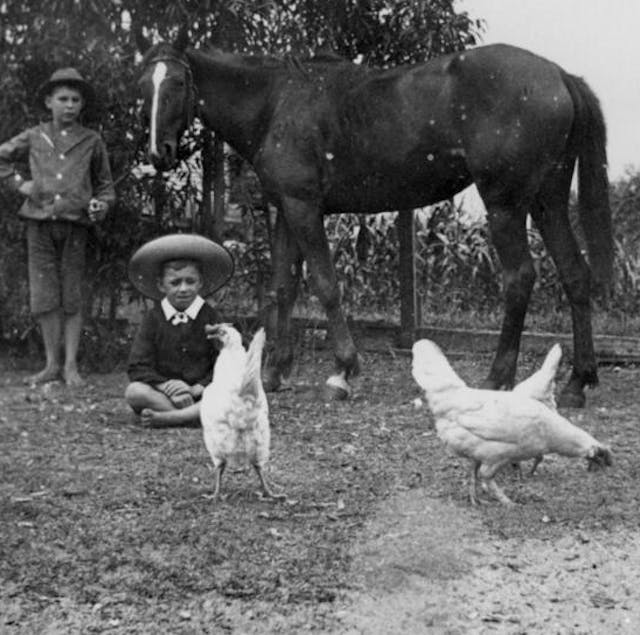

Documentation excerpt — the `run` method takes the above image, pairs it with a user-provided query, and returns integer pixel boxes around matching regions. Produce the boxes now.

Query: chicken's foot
[254,465,287,501]
[486,478,515,506]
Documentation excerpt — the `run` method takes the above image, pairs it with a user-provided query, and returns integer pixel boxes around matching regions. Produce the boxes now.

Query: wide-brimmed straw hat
[37,67,95,107]
[128,234,234,300]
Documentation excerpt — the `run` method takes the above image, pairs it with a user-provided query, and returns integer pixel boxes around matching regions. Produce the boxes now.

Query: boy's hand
[190,384,204,400]
[171,392,195,409]
[88,198,108,223]
[157,379,194,408]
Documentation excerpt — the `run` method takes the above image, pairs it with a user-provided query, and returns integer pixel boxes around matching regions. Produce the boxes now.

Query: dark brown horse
[138,37,612,407]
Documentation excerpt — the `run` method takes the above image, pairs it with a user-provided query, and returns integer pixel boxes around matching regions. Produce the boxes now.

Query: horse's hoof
[324,373,351,401]
[262,367,281,393]
[557,390,586,409]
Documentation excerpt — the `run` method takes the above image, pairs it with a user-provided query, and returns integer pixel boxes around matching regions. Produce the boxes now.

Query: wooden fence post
[397,209,417,348]
[213,136,226,236]
[200,128,214,237]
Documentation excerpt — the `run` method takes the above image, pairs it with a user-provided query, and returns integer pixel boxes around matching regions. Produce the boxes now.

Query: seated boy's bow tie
[171,312,189,325]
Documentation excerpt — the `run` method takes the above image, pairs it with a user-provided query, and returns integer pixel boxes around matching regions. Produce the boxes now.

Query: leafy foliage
[0,1,480,356]
[4,2,640,367]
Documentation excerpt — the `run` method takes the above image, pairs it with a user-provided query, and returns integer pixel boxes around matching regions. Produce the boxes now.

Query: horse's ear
[174,24,190,53]
[132,22,151,53]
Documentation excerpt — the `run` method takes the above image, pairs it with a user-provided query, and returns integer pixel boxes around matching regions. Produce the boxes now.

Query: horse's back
[255,42,579,212]
[440,44,576,189]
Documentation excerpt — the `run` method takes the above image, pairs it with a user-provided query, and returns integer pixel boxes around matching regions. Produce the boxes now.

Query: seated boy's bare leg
[125,382,200,428]
[63,312,84,387]
[125,382,174,413]
[26,310,62,384]
[141,402,201,428]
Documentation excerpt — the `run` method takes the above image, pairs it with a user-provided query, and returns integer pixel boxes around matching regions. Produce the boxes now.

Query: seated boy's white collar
[161,296,205,322]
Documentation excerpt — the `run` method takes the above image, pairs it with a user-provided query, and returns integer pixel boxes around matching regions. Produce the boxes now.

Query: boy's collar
[40,121,91,149]
[161,295,205,322]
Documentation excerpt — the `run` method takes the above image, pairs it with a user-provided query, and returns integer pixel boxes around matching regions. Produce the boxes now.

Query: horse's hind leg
[531,165,597,408]
[281,196,359,399]
[481,199,536,390]
[263,211,303,392]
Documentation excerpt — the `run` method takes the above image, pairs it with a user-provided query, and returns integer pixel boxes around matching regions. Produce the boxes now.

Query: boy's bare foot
[63,367,85,387]
[140,408,157,427]
[140,408,176,428]
[24,366,62,385]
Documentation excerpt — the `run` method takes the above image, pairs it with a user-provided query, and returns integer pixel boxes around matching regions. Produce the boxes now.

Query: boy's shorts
[27,220,88,316]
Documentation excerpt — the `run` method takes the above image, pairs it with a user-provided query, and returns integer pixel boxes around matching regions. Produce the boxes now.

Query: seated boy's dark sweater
[127,302,222,387]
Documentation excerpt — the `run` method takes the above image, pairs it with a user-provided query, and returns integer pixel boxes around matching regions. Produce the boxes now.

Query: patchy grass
[0,347,638,632]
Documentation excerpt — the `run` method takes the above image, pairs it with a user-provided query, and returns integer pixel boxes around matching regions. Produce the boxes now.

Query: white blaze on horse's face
[150,61,168,158]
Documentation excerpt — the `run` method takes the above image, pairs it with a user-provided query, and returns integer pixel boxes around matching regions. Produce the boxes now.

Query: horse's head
[138,40,193,171]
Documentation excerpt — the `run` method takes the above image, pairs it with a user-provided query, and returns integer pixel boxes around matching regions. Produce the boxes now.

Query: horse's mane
[141,42,178,67]
[195,44,357,79]
[143,41,366,84]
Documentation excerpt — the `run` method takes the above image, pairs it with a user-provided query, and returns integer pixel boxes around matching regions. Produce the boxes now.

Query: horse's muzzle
[150,140,178,171]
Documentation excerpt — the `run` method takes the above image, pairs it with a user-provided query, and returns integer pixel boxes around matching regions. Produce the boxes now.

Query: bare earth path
[338,491,640,634]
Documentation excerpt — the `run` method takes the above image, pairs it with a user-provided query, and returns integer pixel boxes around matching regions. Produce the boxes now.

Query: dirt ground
[1,344,640,634]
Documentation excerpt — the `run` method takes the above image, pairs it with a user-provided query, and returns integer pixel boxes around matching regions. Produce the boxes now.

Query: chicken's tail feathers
[411,339,466,393]
[541,343,563,377]
[512,343,563,410]
[239,327,266,396]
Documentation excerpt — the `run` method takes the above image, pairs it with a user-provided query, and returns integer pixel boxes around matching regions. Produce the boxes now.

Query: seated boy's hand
[157,380,194,409]
[157,379,191,399]
[171,391,195,409]
[190,384,204,400]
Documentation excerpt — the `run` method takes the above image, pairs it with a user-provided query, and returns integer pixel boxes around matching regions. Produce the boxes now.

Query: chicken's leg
[478,463,515,506]
[211,460,226,500]
[468,460,482,506]
[253,464,286,500]
[529,454,543,476]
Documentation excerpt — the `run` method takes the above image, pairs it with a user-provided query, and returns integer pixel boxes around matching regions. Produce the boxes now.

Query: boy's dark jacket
[127,303,222,387]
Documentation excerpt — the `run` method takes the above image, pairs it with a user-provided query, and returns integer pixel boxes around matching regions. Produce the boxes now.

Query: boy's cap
[38,68,95,106]
[128,233,234,300]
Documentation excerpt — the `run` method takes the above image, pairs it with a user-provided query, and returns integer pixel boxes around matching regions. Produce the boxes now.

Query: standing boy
[125,233,234,427]
[0,68,115,386]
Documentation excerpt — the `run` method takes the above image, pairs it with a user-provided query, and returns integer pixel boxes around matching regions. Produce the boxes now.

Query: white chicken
[201,324,285,500]
[411,339,612,506]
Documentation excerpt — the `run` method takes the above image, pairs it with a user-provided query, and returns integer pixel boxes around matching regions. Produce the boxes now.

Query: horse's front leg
[483,205,535,390]
[282,197,359,400]
[262,211,302,392]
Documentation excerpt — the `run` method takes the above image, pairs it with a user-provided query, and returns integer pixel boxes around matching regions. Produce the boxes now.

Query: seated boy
[124,233,234,427]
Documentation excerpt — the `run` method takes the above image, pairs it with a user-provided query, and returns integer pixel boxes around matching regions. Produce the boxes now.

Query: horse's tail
[561,70,613,293]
